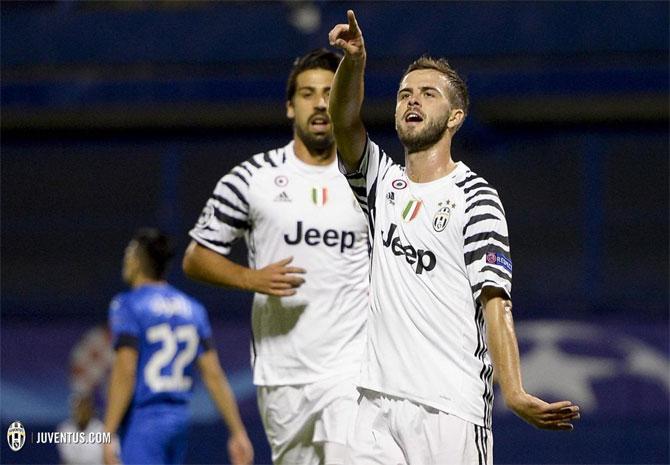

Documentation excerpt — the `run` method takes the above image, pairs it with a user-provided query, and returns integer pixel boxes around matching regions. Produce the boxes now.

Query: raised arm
[183,241,305,297]
[481,287,581,430]
[198,350,253,465]
[328,10,368,171]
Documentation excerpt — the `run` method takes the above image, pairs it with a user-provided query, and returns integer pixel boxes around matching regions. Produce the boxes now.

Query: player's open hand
[247,256,305,297]
[507,392,581,431]
[329,10,365,59]
[227,430,254,465]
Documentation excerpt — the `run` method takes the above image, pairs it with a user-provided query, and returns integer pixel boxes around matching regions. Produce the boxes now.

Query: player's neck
[293,136,336,166]
[76,419,90,431]
[404,136,457,183]
[131,275,166,289]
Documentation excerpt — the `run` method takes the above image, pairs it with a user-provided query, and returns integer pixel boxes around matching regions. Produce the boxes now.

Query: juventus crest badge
[433,200,456,232]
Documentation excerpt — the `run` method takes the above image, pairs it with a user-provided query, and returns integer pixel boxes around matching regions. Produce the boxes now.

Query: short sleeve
[108,294,140,350]
[195,304,214,355]
[189,161,255,256]
[462,184,512,302]
[338,136,396,236]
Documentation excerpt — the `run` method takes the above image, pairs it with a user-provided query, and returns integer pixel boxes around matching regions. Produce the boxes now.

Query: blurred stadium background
[1,1,668,464]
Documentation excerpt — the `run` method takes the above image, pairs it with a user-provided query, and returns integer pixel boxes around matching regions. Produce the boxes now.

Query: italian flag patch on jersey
[402,199,422,222]
[311,187,328,206]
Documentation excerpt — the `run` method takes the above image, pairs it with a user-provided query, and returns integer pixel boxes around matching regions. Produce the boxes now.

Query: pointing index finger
[347,10,359,34]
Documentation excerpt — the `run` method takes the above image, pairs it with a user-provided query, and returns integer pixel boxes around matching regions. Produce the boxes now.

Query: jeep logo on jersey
[284,221,355,253]
[7,421,25,452]
[382,223,436,274]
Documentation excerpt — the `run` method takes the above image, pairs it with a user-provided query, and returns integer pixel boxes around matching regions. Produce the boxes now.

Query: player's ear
[286,100,295,120]
[447,109,464,130]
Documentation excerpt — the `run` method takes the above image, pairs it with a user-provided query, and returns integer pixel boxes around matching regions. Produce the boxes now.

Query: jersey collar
[285,141,340,177]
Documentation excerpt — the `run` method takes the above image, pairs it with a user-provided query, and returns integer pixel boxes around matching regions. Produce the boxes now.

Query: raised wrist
[346,50,366,64]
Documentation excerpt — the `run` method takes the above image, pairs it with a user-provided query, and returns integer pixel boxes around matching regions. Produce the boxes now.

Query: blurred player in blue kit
[103,228,254,465]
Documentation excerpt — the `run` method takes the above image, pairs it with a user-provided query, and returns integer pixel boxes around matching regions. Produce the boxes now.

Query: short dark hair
[286,48,341,101]
[132,227,174,280]
[402,56,469,119]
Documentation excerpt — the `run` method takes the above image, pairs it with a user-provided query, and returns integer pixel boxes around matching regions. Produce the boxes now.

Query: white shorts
[258,375,358,465]
[347,389,493,465]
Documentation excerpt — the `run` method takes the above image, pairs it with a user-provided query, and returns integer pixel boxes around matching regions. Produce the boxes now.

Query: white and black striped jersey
[190,141,369,386]
[339,137,512,428]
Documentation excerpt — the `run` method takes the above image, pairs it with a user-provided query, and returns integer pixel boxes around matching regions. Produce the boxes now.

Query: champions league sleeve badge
[433,200,456,232]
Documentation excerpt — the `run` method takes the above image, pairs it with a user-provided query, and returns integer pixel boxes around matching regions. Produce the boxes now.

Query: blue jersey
[108,283,213,408]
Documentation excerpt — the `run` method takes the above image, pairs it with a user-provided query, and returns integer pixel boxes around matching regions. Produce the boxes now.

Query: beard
[396,113,449,154]
[295,123,335,155]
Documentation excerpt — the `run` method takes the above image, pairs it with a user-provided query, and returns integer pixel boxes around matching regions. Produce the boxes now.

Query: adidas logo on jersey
[274,191,292,202]
[382,222,436,274]
[284,221,356,253]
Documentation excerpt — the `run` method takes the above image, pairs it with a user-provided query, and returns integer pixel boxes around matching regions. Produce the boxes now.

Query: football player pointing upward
[329,10,580,464]
[184,49,369,465]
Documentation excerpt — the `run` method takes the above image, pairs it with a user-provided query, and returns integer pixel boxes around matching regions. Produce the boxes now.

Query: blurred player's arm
[183,241,305,297]
[103,346,138,464]
[197,349,254,465]
[328,10,368,171]
[481,287,580,430]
